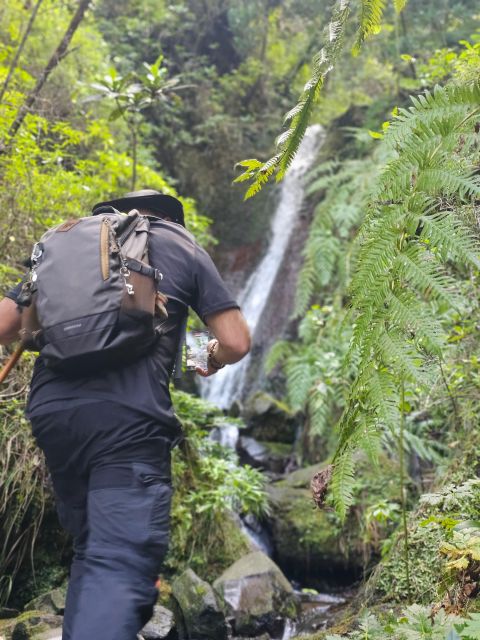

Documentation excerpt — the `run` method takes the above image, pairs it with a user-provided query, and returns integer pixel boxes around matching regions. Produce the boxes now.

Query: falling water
[203,125,324,408]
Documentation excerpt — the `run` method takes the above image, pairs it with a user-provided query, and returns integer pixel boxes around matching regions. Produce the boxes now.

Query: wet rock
[237,437,292,475]
[213,550,299,637]
[24,587,66,615]
[172,569,228,640]
[244,392,297,444]
[140,604,175,639]
[237,437,269,468]
[10,611,63,640]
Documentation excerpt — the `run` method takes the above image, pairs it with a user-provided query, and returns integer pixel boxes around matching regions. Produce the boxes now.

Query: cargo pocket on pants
[133,463,173,559]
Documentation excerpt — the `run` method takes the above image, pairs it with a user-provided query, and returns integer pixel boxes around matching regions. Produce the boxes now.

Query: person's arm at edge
[0,297,22,345]
[196,308,250,377]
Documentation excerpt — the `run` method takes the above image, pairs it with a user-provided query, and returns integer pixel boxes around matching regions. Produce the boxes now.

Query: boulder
[268,455,402,588]
[213,550,298,637]
[24,587,66,615]
[140,604,175,639]
[172,569,229,640]
[9,611,63,640]
[244,392,297,444]
[267,477,361,587]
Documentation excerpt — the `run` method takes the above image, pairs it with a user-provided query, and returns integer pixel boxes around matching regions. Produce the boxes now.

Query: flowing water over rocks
[202,125,325,409]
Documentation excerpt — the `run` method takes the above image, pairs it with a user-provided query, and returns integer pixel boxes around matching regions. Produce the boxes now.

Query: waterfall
[202,124,324,409]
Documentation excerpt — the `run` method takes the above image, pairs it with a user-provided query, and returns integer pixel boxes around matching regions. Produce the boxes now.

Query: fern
[331,440,356,519]
[294,153,378,316]
[330,80,480,517]
[352,0,386,56]
[264,340,292,374]
[308,382,332,437]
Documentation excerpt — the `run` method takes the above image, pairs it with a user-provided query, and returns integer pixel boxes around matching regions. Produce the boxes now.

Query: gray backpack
[18,208,168,374]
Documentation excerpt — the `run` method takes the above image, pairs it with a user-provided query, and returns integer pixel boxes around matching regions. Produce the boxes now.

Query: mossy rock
[2,610,64,640]
[237,437,293,473]
[171,569,228,640]
[275,462,325,489]
[268,454,402,588]
[267,483,359,586]
[244,392,298,443]
[24,587,66,615]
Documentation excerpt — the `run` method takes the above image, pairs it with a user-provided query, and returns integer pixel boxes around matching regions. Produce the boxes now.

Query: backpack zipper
[101,218,110,280]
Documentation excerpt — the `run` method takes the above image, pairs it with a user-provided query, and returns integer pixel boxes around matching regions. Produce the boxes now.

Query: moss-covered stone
[172,569,228,640]
[24,587,66,615]
[268,454,402,588]
[1,610,63,640]
[244,392,298,443]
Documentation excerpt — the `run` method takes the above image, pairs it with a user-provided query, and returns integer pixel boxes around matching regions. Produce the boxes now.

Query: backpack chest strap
[123,257,163,283]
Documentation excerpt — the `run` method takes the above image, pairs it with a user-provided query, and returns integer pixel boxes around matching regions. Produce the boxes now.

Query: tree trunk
[1,0,92,152]
[0,0,44,106]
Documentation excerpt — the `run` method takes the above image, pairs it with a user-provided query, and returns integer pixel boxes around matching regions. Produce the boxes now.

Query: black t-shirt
[7,219,238,436]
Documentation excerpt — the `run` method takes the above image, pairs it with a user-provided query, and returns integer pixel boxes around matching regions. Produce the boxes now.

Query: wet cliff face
[201,125,325,409]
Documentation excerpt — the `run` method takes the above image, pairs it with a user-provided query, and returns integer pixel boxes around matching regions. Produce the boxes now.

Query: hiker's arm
[0,298,21,345]
[196,308,250,377]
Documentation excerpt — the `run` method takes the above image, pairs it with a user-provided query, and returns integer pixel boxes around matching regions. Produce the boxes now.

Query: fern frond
[417,169,480,200]
[395,245,460,308]
[294,252,317,317]
[308,382,331,437]
[265,340,293,374]
[353,0,386,56]
[419,211,480,269]
[242,0,351,193]
[359,418,382,466]
[384,289,444,356]
[382,421,445,463]
[375,325,423,382]
[385,84,480,149]
[286,357,314,411]
[365,365,400,427]
[244,153,282,200]
[331,443,356,520]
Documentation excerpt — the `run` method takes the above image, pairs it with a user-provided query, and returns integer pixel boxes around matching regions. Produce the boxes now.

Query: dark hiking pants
[30,402,174,640]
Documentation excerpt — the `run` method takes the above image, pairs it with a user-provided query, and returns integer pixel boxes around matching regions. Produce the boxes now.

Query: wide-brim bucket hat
[92,189,185,226]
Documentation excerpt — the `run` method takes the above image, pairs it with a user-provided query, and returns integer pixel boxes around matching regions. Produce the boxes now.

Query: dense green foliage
[167,391,268,581]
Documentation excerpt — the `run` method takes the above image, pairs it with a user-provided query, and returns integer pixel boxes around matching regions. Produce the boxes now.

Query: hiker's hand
[195,339,224,377]
[195,363,219,377]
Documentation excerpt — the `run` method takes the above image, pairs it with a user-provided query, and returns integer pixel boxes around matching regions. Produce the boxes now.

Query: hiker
[0,189,250,640]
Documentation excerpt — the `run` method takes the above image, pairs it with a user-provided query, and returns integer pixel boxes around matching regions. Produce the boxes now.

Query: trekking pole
[0,344,24,384]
